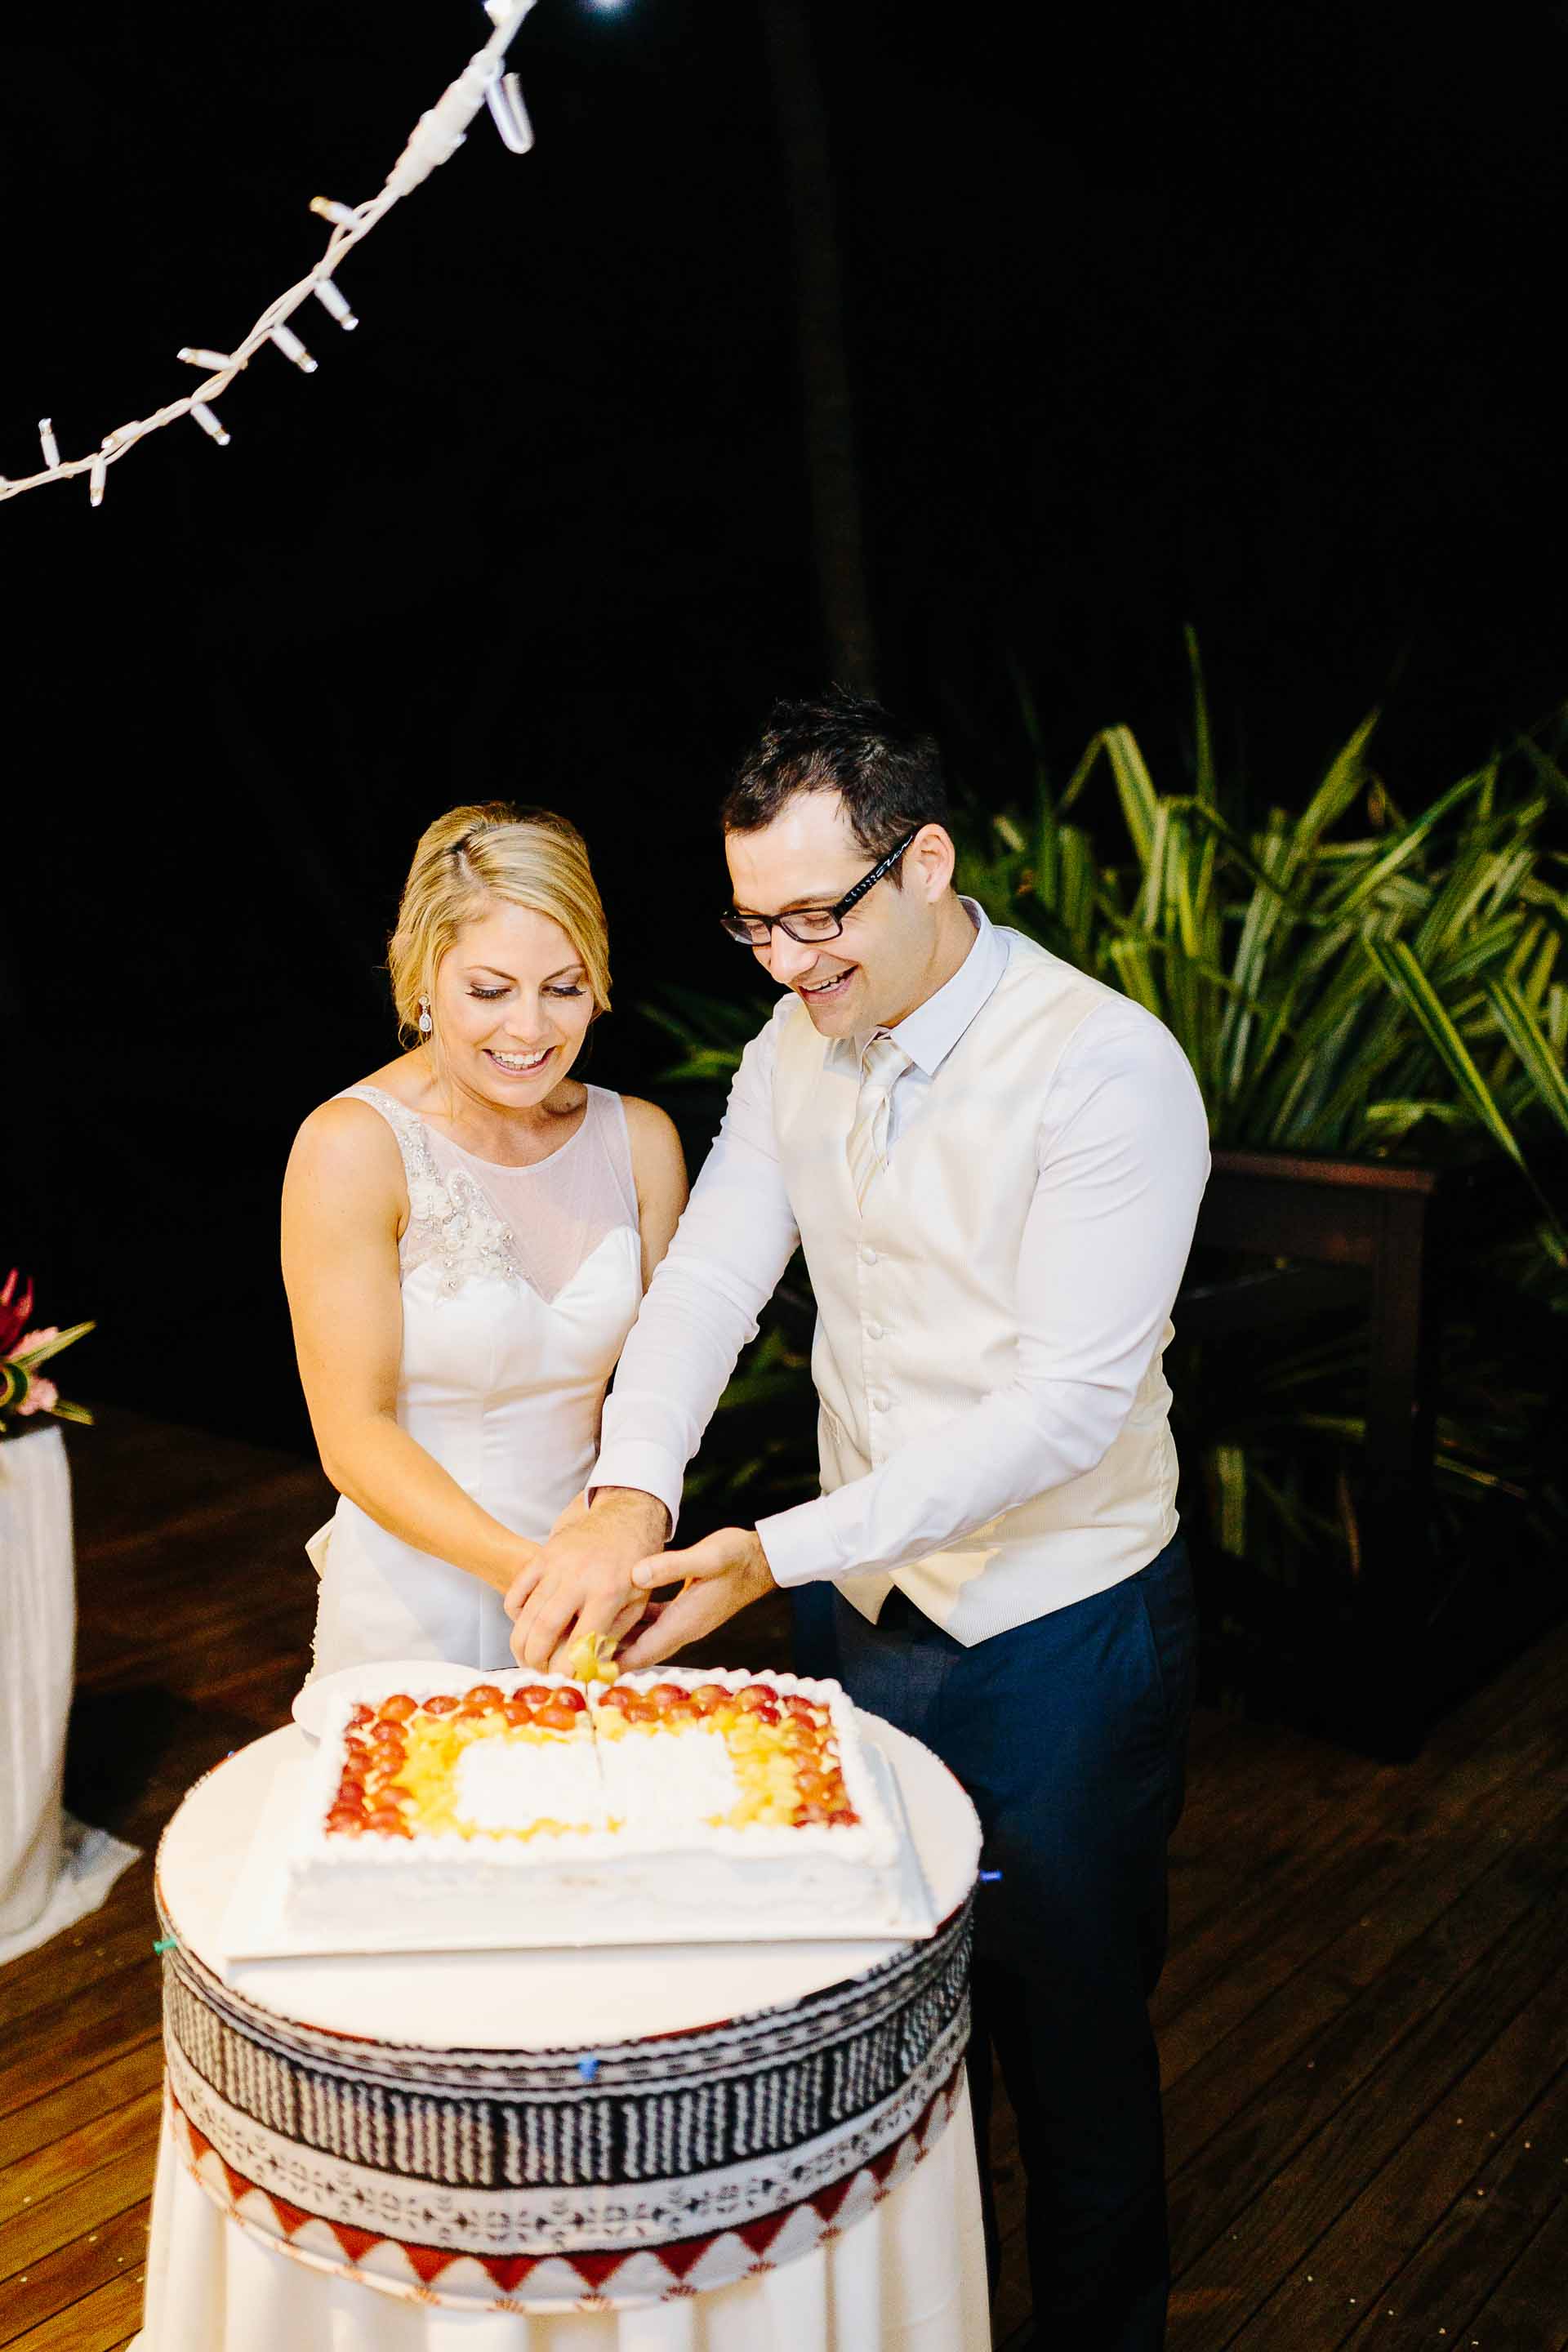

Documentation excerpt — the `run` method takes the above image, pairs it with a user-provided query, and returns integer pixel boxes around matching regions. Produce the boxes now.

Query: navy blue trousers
[814,1535,1197,2350]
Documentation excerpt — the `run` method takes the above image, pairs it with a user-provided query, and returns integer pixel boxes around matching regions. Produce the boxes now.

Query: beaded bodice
[337,1083,639,1304]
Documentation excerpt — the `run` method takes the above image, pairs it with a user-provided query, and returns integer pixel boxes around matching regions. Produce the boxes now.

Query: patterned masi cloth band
[157,1883,974,2310]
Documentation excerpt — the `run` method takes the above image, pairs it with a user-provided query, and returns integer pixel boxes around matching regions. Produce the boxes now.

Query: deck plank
[1173,1878,1568,2342]
[0,2202,150,2348]
[0,2270,147,2352]
[0,2047,164,2177]
[1460,2194,1568,2352]
[1160,1725,1568,2102]
[0,2091,163,2233]
[0,1966,162,2127]
[0,1869,156,2037]
[1336,2073,1568,2351]
[1166,1839,1565,2275]
[1,2157,152,2295]
[1223,1984,1568,2348]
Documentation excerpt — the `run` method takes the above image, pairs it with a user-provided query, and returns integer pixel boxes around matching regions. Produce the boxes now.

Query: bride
[282,802,687,1680]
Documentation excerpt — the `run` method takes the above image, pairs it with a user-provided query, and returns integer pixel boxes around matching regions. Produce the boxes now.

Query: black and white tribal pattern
[157,1887,973,2264]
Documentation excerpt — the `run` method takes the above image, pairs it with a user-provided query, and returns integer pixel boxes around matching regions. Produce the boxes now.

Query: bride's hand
[501,1494,591,1622]
[501,1539,543,1621]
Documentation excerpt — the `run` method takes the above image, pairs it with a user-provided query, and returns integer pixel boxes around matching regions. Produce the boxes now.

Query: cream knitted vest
[772,928,1180,1642]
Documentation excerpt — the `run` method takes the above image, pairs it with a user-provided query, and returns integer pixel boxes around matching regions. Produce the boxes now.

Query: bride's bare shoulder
[295,1054,430,1141]
[288,1086,408,1191]
[350,1050,433,1107]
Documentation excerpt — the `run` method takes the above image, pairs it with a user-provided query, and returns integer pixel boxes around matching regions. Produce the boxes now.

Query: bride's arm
[622,1094,689,1290]
[281,1099,538,1596]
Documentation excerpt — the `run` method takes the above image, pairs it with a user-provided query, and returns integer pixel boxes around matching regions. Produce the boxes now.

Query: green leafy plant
[981,635,1568,1188]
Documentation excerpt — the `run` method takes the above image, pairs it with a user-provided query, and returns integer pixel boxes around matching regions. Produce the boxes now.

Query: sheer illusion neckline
[428,1106,590,1175]
[359,1084,591,1175]
[340,1080,639,1303]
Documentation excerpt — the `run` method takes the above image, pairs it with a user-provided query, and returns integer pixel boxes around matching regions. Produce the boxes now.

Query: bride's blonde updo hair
[388,803,611,1047]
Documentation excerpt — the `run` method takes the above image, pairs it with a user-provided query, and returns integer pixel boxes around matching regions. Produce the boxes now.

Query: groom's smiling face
[725,790,951,1036]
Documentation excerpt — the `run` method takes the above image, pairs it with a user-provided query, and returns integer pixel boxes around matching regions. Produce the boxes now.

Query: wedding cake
[285,1667,904,1941]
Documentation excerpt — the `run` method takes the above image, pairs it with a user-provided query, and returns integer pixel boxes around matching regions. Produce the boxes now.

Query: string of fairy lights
[0,0,545,509]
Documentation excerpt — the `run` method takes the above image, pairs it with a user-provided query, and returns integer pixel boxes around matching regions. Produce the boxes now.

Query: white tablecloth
[0,1426,140,1960]
[133,1716,990,2351]
[0,1426,72,1936]
[134,2074,987,2350]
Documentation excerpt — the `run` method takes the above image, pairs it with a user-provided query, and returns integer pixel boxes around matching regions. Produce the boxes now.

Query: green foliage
[641,987,771,1087]
[974,639,1568,1192]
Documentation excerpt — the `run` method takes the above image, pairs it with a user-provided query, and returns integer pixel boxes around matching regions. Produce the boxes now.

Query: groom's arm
[508,1009,800,1669]
[590,1018,802,1526]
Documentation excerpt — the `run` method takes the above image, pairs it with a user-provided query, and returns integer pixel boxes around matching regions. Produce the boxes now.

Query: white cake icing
[284,1667,907,1944]
[595,1722,741,1833]
[453,1738,608,1833]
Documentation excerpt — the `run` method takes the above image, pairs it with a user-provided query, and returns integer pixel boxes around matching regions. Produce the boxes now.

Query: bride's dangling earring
[418,1000,433,1036]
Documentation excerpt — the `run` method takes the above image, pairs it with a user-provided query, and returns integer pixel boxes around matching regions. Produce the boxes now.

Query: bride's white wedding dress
[303,1081,644,1680]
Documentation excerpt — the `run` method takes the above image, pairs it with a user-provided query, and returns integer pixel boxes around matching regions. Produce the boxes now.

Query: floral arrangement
[0,1270,93,1435]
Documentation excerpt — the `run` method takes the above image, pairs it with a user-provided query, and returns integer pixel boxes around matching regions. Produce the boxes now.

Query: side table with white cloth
[0,1425,138,1961]
[132,1710,990,2352]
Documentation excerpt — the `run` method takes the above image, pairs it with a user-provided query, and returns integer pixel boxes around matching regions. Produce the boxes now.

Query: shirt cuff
[755,1494,852,1588]
[586,1443,684,1541]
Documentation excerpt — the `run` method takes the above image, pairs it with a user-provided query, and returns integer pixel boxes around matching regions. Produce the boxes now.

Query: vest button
[870,1390,889,1412]
[865,1321,884,1341]
[861,1246,878,1267]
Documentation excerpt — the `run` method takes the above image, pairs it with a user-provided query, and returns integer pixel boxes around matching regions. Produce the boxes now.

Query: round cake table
[131,1714,988,2352]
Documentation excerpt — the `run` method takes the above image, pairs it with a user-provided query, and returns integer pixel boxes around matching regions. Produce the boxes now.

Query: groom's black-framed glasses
[720,829,921,947]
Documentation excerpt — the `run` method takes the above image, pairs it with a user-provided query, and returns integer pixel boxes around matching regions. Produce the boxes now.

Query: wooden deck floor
[2,1407,1564,2351]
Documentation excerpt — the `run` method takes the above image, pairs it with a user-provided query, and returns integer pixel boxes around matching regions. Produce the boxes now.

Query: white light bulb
[310,197,358,229]
[177,348,234,372]
[89,452,108,507]
[485,71,534,154]
[268,322,318,373]
[38,417,60,469]
[190,402,232,447]
[312,279,359,331]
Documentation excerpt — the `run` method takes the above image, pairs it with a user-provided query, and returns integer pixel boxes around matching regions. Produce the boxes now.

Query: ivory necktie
[846,1034,911,1210]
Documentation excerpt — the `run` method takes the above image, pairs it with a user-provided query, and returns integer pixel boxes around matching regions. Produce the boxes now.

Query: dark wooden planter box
[1178,1146,1564,1760]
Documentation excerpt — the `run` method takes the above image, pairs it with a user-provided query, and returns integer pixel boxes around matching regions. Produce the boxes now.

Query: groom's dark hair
[721,688,951,875]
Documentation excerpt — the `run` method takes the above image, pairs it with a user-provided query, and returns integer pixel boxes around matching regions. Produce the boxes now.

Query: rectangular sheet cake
[285,1668,906,1942]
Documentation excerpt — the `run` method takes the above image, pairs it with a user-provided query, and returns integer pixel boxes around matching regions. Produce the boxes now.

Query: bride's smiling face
[430,901,595,1109]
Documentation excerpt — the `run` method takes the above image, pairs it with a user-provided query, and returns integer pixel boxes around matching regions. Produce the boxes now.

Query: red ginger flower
[0,1270,35,1359]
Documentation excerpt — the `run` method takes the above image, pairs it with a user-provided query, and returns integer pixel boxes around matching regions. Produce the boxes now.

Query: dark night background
[5,0,1567,1452]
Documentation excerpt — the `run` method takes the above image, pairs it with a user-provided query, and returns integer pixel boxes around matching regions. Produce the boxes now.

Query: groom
[510,690,1210,2345]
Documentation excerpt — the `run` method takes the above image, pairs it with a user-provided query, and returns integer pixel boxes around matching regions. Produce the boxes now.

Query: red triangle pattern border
[170,2066,963,2310]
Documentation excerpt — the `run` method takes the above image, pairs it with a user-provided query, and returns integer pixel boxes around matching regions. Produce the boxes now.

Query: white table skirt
[0,1428,73,1937]
[132,2076,990,2351]
[0,1426,140,1961]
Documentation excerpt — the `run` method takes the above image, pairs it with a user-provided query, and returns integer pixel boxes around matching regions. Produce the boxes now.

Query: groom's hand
[507,1489,670,1673]
[614,1527,776,1668]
